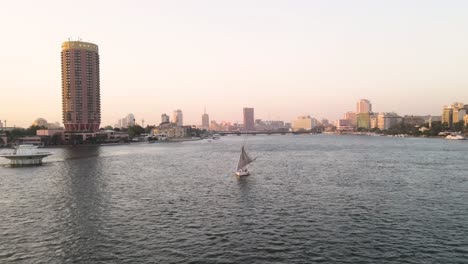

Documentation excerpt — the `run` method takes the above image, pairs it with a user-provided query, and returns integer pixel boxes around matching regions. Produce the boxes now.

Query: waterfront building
[173,109,183,126]
[355,99,372,129]
[442,102,467,128]
[292,116,315,132]
[344,112,357,127]
[370,115,378,129]
[36,129,65,137]
[442,106,453,126]
[0,120,3,129]
[97,130,129,143]
[357,113,371,129]
[16,136,44,146]
[161,114,170,123]
[243,108,255,131]
[336,119,354,132]
[452,104,466,124]
[202,109,209,130]
[376,113,385,130]
[153,122,188,138]
[61,40,100,132]
[464,115,468,126]
[377,112,402,130]
[61,130,129,144]
[36,129,128,145]
[356,99,372,114]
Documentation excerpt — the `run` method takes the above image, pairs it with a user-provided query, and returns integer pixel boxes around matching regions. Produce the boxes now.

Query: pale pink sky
[1,0,467,127]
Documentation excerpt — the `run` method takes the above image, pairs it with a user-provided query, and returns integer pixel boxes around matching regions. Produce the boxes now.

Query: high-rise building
[173,109,183,126]
[161,114,170,123]
[356,99,372,114]
[243,107,255,131]
[61,40,100,132]
[201,108,209,130]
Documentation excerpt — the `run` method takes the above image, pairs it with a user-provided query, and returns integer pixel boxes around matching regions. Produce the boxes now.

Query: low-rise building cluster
[442,102,468,128]
[335,99,442,132]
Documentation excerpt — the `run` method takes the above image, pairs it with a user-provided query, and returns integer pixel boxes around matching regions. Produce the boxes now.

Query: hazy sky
[1,0,467,127]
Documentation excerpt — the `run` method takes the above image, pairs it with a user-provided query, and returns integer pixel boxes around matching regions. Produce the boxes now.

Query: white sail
[237,146,255,171]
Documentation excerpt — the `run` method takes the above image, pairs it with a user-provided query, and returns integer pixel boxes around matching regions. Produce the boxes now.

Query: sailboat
[235,145,256,176]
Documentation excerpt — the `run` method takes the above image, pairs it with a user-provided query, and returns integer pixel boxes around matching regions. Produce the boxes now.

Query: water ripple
[1,135,468,263]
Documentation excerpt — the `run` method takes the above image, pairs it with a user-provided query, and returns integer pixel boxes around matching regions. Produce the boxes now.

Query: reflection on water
[62,146,102,160]
[58,146,109,262]
[1,135,468,263]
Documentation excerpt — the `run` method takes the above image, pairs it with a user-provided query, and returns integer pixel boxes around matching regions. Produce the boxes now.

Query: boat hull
[446,135,465,140]
[0,154,52,166]
[235,170,250,176]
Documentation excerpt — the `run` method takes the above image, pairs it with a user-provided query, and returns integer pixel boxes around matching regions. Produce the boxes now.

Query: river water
[0,135,467,263]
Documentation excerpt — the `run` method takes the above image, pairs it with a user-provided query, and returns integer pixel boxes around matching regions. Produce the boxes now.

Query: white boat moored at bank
[0,145,53,166]
[446,134,465,140]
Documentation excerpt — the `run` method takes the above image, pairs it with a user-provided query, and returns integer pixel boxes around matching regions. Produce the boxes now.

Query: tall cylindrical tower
[61,40,100,132]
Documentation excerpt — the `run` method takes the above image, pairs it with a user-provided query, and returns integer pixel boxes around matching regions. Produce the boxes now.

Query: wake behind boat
[235,145,256,176]
[0,145,53,166]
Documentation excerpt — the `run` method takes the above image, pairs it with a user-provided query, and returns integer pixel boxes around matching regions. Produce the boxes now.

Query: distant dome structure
[32,118,48,127]
[47,122,62,129]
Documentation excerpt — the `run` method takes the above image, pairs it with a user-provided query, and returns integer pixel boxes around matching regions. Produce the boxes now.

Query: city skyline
[1,0,468,127]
